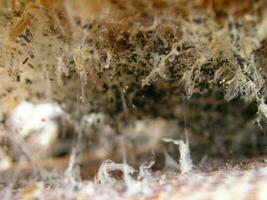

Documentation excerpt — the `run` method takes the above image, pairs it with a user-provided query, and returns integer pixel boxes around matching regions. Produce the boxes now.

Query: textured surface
[0,0,267,157]
[0,0,267,199]
[4,160,267,200]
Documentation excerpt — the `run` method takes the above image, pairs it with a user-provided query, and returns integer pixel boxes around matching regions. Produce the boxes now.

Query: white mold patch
[163,136,193,174]
[7,101,65,154]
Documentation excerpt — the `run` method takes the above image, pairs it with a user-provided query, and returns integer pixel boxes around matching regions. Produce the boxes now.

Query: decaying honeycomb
[0,0,267,199]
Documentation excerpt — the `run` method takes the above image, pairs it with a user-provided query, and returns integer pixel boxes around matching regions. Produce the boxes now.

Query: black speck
[22,57,29,64]
[28,63,34,68]
[16,75,20,82]
[25,78,32,85]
